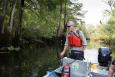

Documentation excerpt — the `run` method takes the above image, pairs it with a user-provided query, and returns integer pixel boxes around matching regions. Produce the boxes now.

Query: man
[108,59,115,77]
[60,20,87,60]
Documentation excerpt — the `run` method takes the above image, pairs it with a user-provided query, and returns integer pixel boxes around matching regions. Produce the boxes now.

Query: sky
[71,0,110,25]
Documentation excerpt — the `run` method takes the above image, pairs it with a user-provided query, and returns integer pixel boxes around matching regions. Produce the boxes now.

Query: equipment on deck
[43,58,91,77]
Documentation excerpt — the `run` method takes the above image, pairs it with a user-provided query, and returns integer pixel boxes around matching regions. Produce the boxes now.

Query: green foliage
[95,10,115,47]
[22,0,84,39]
[0,0,84,42]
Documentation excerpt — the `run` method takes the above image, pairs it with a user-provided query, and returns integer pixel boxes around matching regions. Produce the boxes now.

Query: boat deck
[43,58,109,77]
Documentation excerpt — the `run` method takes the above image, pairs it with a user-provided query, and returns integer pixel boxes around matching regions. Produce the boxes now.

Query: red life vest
[68,32,82,47]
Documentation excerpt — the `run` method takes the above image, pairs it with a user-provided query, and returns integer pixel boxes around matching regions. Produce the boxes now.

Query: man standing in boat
[60,20,87,60]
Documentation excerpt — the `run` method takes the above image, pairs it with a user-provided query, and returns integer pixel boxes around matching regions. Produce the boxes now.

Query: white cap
[67,21,75,26]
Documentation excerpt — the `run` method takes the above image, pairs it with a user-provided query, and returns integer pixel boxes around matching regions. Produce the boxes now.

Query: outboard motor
[98,47,112,67]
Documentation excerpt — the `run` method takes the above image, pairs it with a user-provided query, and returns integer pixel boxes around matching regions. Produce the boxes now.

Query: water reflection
[0,46,60,77]
[84,48,98,63]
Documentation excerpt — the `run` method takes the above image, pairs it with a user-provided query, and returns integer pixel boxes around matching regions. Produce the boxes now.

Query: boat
[43,57,108,77]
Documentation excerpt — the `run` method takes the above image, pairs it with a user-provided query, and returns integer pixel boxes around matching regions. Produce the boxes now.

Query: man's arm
[79,31,87,50]
[108,60,115,77]
[60,37,69,58]
[108,65,115,77]
[60,45,68,57]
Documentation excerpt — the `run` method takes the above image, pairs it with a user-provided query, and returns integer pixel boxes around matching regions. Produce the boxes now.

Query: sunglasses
[67,26,70,27]
[67,25,72,27]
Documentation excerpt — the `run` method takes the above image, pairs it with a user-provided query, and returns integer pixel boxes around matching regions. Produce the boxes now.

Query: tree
[98,19,115,47]
[0,0,6,33]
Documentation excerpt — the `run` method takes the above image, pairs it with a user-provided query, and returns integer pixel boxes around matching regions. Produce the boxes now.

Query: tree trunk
[63,0,67,32]
[9,0,16,33]
[0,0,6,33]
[14,0,24,46]
[56,1,63,37]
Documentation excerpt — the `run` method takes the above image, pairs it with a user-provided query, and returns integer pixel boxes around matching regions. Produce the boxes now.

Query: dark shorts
[69,50,84,60]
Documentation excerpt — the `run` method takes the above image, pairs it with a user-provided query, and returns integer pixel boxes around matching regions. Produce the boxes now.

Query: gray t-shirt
[65,30,87,51]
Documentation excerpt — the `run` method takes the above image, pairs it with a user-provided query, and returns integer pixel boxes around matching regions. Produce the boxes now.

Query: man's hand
[82,45,86,51]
